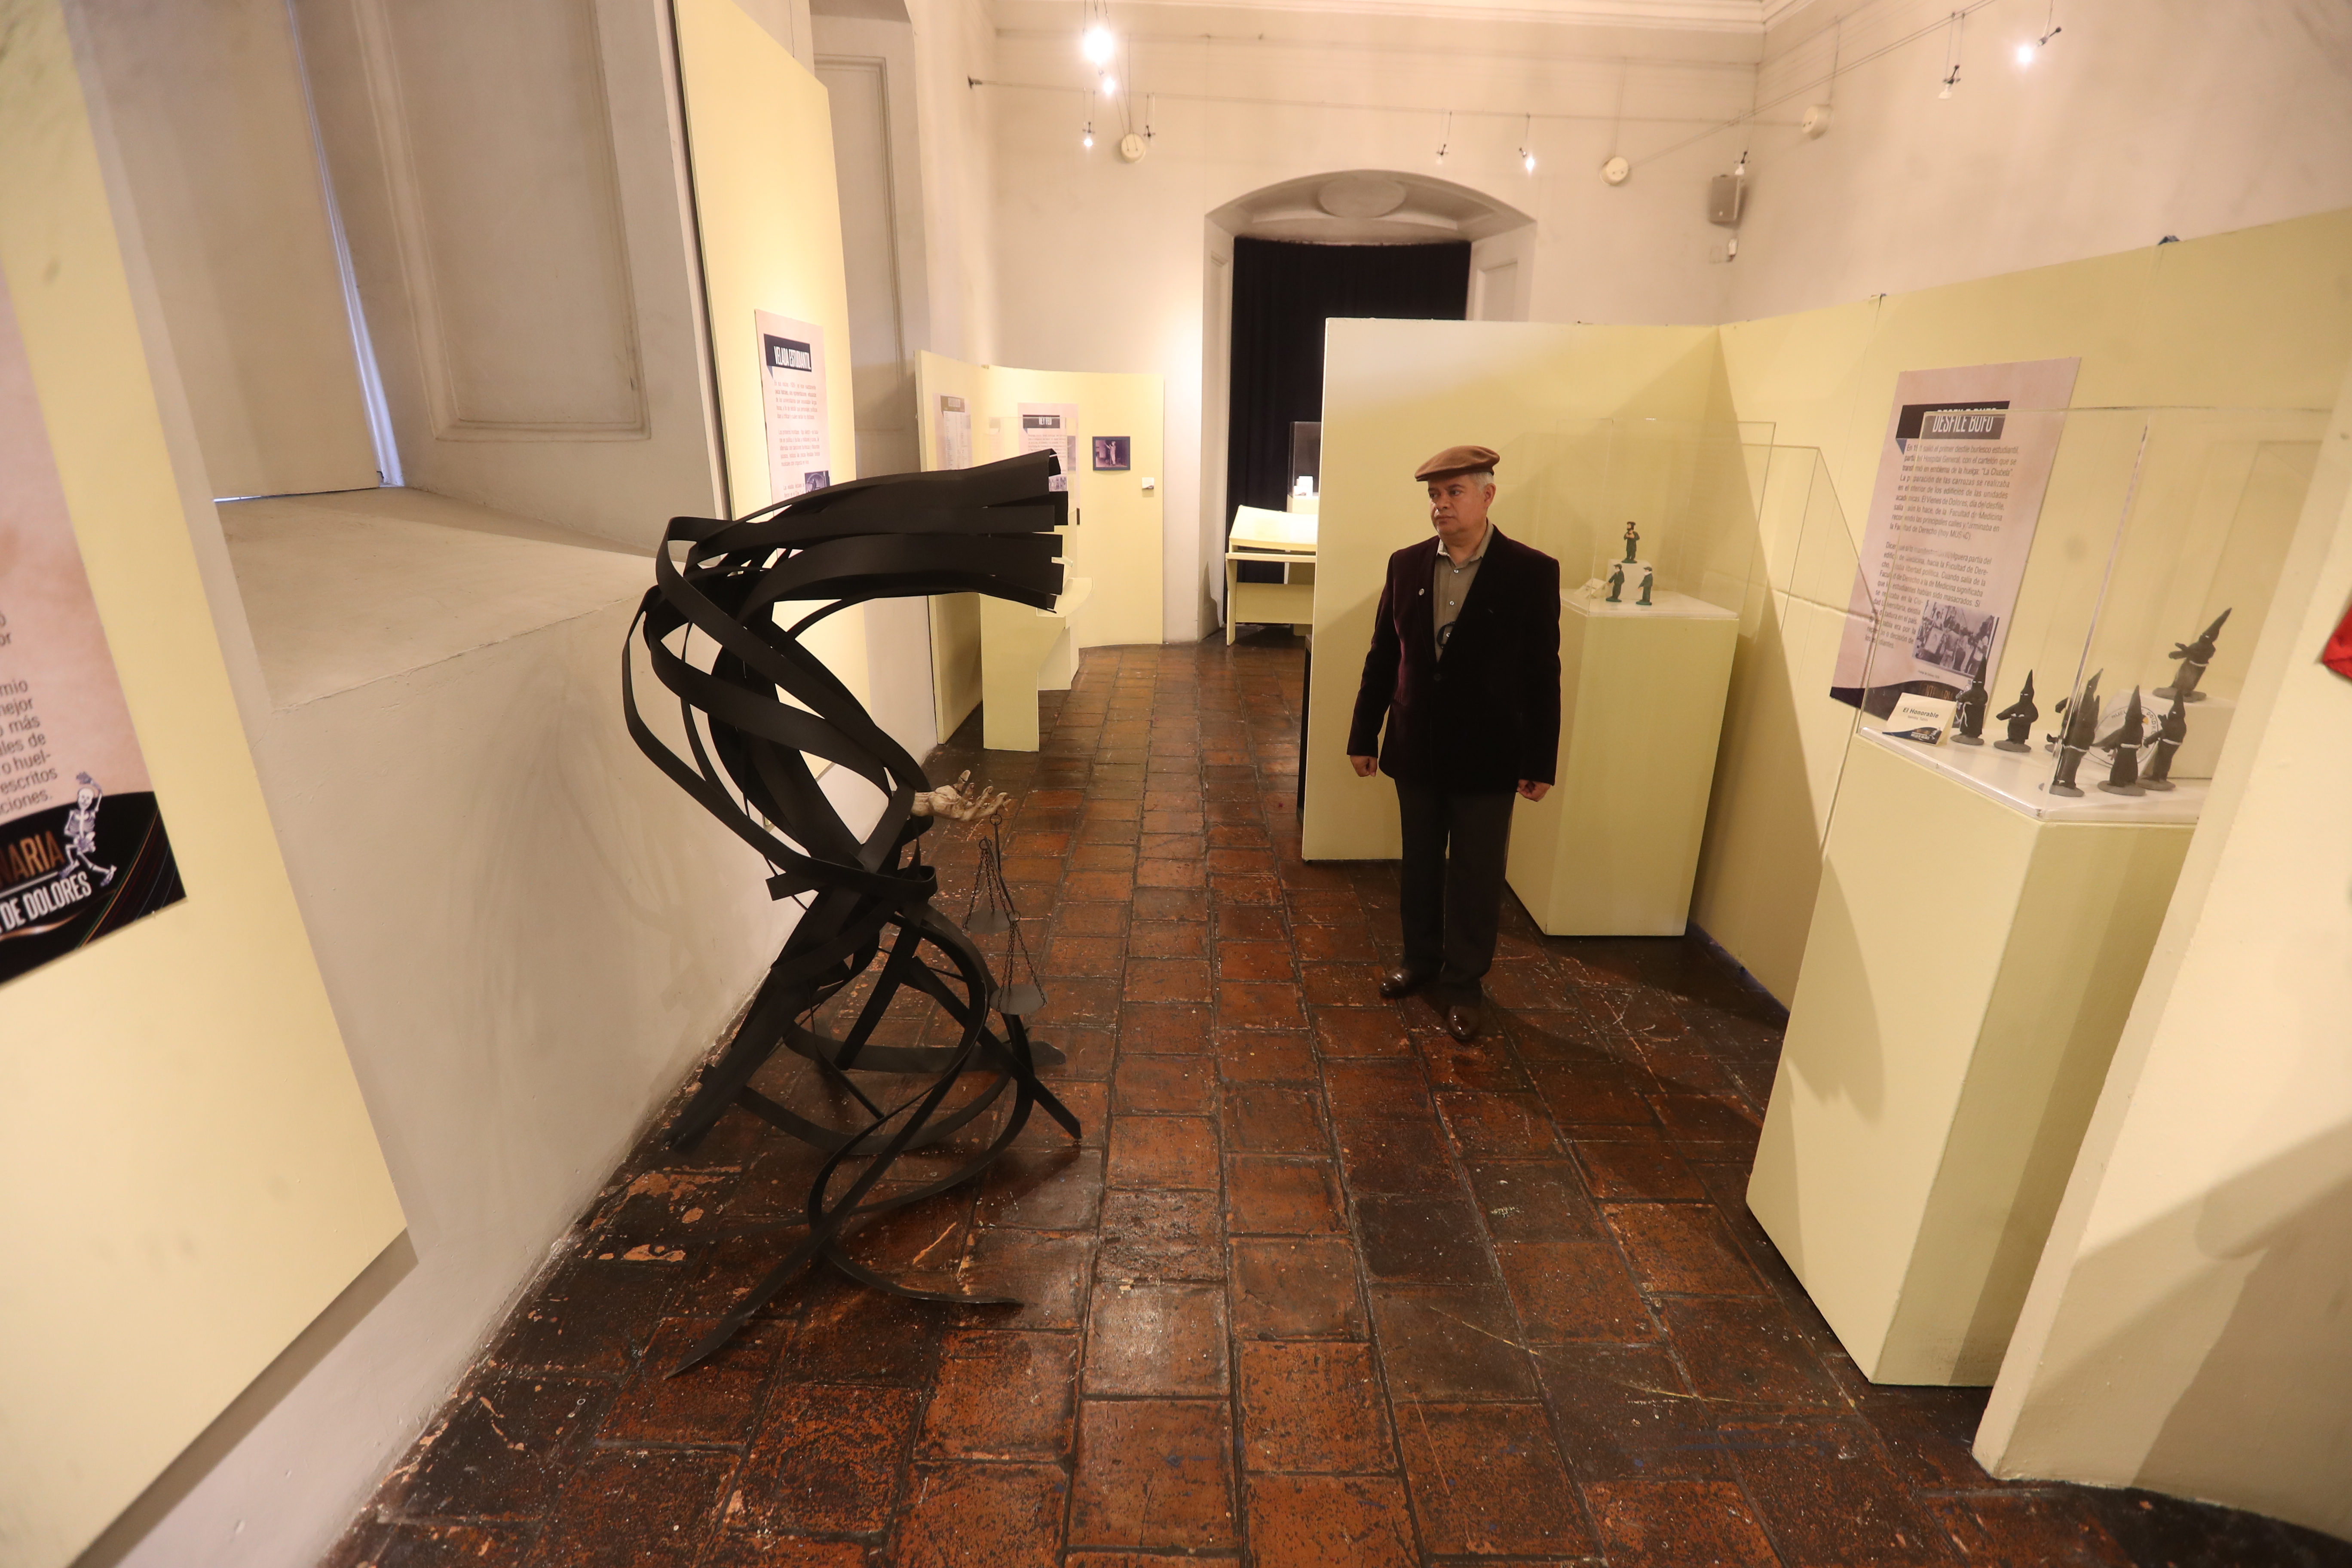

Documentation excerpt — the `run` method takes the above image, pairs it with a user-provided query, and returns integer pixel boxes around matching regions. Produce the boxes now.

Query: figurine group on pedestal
[1602,521,1655,606]
[2027,606,2226,800]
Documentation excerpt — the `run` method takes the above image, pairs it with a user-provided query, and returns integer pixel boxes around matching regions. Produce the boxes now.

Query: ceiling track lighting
[1518,113,1536,175]
[1435,110,1451,168]
[1939,9,1965,98]
[2018,0,2061,64]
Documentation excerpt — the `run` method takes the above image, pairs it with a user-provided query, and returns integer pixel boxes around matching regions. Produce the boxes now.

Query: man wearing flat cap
[1347,445,1561,1042]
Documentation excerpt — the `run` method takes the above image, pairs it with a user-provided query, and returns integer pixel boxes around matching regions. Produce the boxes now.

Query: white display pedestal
[980,577,1091,751]
[1504,589,1738,935]
[1748,731,2194,1385]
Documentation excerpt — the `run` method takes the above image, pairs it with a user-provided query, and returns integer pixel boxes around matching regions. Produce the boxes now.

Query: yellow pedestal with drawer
[1504,589,1739,935]
[980,577,1090,751]
[1748,732,2195,1385]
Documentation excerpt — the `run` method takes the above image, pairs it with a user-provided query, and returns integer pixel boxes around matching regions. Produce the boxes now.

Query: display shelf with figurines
[1841,404,2326,823]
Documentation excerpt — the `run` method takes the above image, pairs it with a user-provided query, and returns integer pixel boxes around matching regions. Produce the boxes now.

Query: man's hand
[1349,755,1378,778]
[1516,780,1550,801]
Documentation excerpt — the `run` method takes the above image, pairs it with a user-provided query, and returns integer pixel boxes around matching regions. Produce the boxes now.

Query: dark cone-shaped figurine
[2155,607,2230,702]
[2096,686,2147,795]
[1994,671,2038,752]
[2142,693,2189,790]
[2049,672,2101,796]
[1953,670,1990,744]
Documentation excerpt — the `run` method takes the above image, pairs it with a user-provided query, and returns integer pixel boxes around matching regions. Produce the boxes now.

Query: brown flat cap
[1415,444,1501,482]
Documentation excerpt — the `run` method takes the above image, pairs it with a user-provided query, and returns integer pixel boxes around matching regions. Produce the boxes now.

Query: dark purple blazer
[1347,528,1562,790]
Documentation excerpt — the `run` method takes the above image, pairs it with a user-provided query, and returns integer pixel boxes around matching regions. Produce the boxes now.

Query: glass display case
[1837,405,2329,824]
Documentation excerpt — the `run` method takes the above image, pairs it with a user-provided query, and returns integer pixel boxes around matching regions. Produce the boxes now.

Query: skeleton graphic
[63,772,117,886]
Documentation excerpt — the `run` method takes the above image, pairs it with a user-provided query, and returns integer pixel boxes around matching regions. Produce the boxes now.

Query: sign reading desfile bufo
[0,271,183,985]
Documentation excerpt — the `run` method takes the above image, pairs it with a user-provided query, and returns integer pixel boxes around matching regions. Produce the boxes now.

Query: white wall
[985,3,1764,639]
[1975,359,2352,1540]
[1730,0,2352,320]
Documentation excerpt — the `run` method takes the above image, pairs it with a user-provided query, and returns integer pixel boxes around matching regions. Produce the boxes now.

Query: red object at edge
[2325,601,2352,683]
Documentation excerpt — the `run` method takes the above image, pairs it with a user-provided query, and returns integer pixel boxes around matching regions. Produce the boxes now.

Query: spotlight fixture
[1519,114,1536,175]
[1435,110,1451,168]
[1100,73,1118,96]
[1082,23,1112,64]
[1939,9,1965,98]
[1082,116,1094,150]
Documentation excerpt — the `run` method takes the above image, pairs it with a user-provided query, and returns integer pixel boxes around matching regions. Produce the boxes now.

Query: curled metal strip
[622,452,1080,1374]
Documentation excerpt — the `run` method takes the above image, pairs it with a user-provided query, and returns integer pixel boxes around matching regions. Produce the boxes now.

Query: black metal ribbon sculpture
[623,450,1081,1372]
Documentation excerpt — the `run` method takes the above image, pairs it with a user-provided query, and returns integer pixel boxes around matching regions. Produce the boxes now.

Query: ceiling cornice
[1097,0,1773,35]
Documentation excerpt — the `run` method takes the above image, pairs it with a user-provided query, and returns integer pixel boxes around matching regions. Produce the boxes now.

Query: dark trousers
[1395,781,1515,992]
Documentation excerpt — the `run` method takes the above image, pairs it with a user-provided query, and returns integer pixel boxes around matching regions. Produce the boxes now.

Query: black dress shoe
[1445,998,1484,1042]
[1378,967,1433,1000]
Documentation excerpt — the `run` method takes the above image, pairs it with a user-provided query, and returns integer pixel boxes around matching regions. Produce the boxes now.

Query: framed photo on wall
[1092,435,1130,472]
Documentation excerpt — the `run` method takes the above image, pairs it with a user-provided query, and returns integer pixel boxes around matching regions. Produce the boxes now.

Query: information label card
[0,273,184,984]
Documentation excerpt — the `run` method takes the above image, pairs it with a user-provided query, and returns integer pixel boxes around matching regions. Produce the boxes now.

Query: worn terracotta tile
[1223,1082,1327,1153]
[975,1147,1104,1231]
[1534,1341,1727,1481]
[602,1318,784,1444]
[1124,957,1211,1003]
[1053,902,1131,938]
[1576,1130,1706,1200]
[1213,1028,1317,1082]
[1084,1280,1230,1395]
[1333,1115,1463,1197]
[1660,1297,1844,1409]
[1436,1090,1562,1157]
[891,1462,1066,1568]
[1138,833,1208,861]
[1284,889,1363,924]
[1214,903,1289,940]
[1604,1202,1764,1295]
[1216,938,1295,980]
[1313,1008,1417,1059]
[1651,1090,1764,1146]
[1097,1187,1225,1280]
[1119,1002,1212,1054]
[729,1383,917,1534]
[1241,1474,1416,1568]
[1042,935,1126,978]
[1114,1054,1216,1115]
[1292,921,1378,962]
[1725,1415,1954,1567]
[953,1230,1094,1330]
[1494,1238,1656,1343]
[1417,1036,1531,1093]
[919,1330,1078,1461]
[1354,1192,1495,1283]
[1217,980,1307,1029]
[1320,1060,1431,1118]
[491,1260,677,1375]
[1584,1479,1779,1567]
[335,1520,534,1568]
[1923,1491,2134,1567]
[1231,1237,1368,1338]
[1464,1159,1602,1242]
[398,1377,612,1519]
[1070,1400,1237,1550]
[1129,919,1208,957]
[1366,1284,1535,1400]
[1226,1157,1344,1236]
[698,1527,869,1565]
[522,1448,733,1568]
[1106,1114,1219,1189]
[1238,1340,1394,1473]
[1393,1401,1592,1556]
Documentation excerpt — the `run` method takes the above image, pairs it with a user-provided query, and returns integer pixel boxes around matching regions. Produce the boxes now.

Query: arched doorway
[1197,172,1535,628]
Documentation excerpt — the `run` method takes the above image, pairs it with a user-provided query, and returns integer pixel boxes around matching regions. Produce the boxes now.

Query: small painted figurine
[1606,563,1624,603]
[1952,670,1990,745]
[2049,672,2102,797]
[2095,686,2147,796]
[1621,521,1641,564]
[1992,671,2038,752]
[2154,608,2230,702]
[1635,566,1654,606]
[2141,694,2189,791]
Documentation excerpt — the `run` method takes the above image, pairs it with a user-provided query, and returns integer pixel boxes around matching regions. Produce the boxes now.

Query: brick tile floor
[327,637,2352,1568]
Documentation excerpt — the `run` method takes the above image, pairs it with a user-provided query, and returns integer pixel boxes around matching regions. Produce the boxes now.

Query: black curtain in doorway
[1224,237,1470,522]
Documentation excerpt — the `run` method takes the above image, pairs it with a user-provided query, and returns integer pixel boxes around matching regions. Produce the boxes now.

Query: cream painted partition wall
[914,349,1166,738]
[1974,360,2352,1542]
[1303,318,1718,861]
[1692,209,2352,1000]
[0,9,405,1565]
[674,0,866,699]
